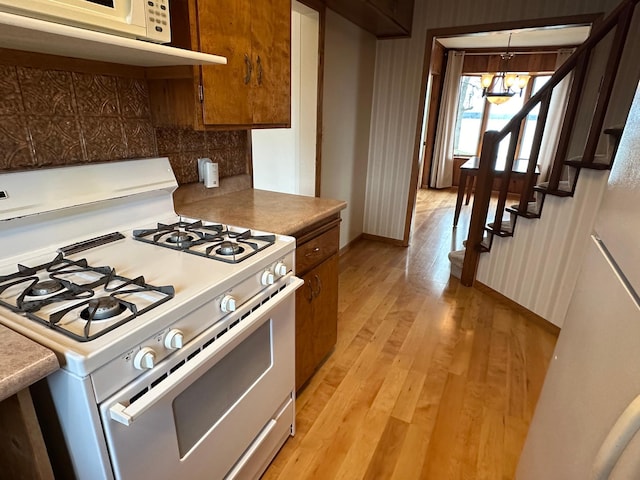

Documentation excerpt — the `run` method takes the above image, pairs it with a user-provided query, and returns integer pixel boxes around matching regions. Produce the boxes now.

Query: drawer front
[296,226,339,274]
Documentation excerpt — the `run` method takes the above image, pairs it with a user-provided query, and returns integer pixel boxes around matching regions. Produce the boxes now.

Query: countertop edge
[175,188,347,237]
[0,325,60,402]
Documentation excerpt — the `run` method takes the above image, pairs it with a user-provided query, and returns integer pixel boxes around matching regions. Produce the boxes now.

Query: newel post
[461,131,499,286]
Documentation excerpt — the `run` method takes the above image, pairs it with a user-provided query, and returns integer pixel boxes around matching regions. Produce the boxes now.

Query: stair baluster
[460,0,640,287]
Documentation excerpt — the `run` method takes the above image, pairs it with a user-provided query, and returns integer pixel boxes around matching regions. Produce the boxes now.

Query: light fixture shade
[517,74,531,90]
[481,73,494,89]
[504,73,517,88]
[486,93,514,105]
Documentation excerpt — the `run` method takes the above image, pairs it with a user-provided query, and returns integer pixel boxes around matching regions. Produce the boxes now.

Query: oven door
[99,276,302,480]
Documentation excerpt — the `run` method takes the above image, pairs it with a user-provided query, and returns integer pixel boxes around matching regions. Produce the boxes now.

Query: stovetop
[0,158,297,376]
[0,216,295,376]
[0,253,175,342]
[132,219,276,264]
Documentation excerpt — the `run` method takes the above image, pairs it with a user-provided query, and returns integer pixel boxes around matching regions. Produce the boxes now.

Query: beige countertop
[175,187,347,236]
[0,324,59,402]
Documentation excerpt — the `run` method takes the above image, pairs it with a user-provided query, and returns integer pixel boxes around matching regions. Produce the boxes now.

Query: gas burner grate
[133,219,276,264]
[0,253,175,342]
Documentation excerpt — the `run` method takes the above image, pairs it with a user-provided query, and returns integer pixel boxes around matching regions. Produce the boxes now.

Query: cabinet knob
[305,247,320,257]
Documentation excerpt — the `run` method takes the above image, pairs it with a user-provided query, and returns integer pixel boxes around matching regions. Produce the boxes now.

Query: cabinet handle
[305,247,320,257]
[313,274,322,297]
[305,279,314,302]
[244,54,252,84]
[256,55,262,85]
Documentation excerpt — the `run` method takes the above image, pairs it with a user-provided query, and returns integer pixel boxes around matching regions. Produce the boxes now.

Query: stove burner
[81,297,126,321]
[29,279,64,297]
[217,241,244,256]
[167,231,194,245]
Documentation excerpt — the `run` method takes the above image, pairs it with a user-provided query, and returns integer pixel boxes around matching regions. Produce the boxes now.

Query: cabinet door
[310,254,338,369]
[250,0,291,126]
[198,0,252,125]
[295,254,339,390]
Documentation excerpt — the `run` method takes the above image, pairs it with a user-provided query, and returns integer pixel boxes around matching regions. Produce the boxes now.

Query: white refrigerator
[516,85,640,479]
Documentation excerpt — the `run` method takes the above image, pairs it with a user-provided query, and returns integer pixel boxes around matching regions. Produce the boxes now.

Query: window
[453,74,551,167]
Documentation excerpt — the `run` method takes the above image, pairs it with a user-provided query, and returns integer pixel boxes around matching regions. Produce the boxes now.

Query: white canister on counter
[204,162,219,188]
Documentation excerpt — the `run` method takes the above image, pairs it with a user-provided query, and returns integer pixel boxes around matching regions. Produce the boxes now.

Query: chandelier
[480,33,531,105]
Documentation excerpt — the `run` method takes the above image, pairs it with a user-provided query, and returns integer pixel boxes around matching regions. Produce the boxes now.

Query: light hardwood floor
[263,188,558,480]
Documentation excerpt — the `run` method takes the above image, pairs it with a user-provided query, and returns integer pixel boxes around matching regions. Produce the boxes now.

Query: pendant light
[481,33,531,105]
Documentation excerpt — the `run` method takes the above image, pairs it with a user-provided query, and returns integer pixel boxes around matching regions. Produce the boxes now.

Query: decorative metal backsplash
[0,64,249,184]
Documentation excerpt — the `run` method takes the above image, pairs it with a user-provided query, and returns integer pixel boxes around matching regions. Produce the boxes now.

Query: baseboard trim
[339,233,364,256]
[361,233,407,247]
[474,281,561,336]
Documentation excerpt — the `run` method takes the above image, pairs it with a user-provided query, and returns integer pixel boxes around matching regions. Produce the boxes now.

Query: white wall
[321,10,376,249]
[252,3,318,196]
[364,0,639,241]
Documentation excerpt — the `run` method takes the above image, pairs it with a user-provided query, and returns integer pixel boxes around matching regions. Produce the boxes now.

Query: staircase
[458,0,640,288]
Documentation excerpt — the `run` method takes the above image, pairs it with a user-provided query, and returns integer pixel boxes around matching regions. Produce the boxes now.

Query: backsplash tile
[123,119,156,158]
[0,116,32,170]
[118,77,151,119]
[28,116,83,167]
[73,73,119,116]
[17,67,76,116]
[0,66,23,116]
[156,127,250,185]
[82,116,127,161]
[0,63,250,184]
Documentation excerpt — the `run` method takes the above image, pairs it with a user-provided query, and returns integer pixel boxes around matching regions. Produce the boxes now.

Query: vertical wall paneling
[476,169,610,327]
[363,0,631,242]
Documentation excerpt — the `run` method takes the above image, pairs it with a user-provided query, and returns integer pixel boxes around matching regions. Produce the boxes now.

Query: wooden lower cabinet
[295,254,338,390]
[294,217,340,391]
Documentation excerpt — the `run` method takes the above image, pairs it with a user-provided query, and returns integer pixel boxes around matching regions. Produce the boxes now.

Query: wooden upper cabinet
[250,0,291,125]
[147,0,291,129]
[323,0,414,38]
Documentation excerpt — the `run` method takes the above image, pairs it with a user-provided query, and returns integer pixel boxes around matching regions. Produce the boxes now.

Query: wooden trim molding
[474,281,561,336]
[339,233,364,256]
[404,13,603,246]
[361,232,406,247]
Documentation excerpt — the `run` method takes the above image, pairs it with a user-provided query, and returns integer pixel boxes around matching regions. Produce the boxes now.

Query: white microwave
[0,0,171,43]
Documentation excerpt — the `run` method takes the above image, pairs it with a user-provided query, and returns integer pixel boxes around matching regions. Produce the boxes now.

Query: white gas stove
[0,158,301,480]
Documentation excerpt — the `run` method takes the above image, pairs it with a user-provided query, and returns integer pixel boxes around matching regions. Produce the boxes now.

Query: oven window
[86,0,115,7]
[172,321,273,457]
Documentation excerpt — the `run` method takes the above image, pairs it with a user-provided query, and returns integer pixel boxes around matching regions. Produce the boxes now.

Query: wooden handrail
[460,0,639,287]
[496,0,639,141]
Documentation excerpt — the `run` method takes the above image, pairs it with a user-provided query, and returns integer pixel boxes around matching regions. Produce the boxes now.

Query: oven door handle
[109,275,303,427]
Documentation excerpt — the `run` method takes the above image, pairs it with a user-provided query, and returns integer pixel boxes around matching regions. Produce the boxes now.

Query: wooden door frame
[403,13,602,246]
[297,0,326,197]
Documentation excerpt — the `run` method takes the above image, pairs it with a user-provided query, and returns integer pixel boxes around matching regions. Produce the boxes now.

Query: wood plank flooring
[263,188,558,480]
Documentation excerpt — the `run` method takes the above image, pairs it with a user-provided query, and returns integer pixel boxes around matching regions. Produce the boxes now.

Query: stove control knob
[164,329,184,350]
[274,262,288,277]
[261,271,275,286]
[133,347,156,370]
[220,294,237,313]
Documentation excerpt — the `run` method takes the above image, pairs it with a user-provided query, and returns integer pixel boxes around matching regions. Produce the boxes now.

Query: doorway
[404,14,600,243]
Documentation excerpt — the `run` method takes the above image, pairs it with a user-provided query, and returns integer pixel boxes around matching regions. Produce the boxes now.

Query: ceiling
[437,25,591,50]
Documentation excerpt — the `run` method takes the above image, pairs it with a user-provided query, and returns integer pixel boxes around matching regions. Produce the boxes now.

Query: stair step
[462,238,491,252]
[506,202,541,219]
[448,249,465,279]
[564,159,611,170]
[534,180,573,197]
[604,126,624,140]
[486,220,514,237]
